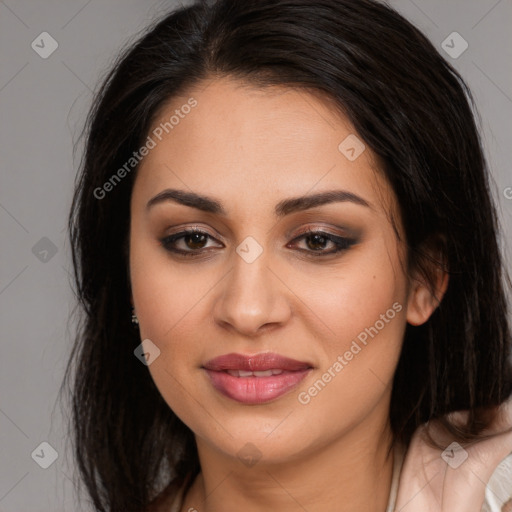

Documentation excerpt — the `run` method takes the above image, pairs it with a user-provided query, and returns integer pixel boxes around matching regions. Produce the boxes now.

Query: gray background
[1,1,511,511]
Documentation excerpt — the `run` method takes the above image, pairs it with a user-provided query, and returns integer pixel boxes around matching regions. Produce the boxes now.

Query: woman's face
[129,76,431,466]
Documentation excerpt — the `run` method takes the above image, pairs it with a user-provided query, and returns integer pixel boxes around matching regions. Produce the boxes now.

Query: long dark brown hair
[61,0,512,510]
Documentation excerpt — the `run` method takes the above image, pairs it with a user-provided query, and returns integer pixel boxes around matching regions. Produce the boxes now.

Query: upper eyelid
[164,226,348,241]
[162,227,353,250]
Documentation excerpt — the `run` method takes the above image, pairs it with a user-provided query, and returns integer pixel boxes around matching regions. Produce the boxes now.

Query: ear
[406,235,449,326]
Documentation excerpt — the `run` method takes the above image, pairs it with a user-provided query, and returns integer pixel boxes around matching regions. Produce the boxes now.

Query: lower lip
[204,368,312,404]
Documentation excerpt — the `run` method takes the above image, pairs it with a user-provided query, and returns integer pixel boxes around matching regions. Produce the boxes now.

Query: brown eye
[160,228,222,257]
[182,232,208,250]
[304,233,330,251]
[288,229,356,256]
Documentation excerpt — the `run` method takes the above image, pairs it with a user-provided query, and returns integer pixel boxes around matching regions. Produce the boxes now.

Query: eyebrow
[146,188,372,217]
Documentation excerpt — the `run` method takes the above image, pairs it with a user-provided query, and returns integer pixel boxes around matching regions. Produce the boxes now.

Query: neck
[182,421,395,512]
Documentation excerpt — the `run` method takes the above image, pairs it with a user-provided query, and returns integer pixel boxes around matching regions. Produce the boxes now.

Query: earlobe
[406,279,441,326]
[406,250,449,327]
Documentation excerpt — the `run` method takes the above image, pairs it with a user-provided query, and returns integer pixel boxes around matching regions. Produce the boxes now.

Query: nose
[212,248,292,337]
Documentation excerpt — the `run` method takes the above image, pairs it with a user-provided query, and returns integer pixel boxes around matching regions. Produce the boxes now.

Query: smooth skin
[129,76,447,512]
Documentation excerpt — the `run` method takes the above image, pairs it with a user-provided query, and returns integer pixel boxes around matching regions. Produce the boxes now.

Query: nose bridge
[213,239,289,334]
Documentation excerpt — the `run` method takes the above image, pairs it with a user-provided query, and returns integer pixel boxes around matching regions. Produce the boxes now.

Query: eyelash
[160,227,356,258]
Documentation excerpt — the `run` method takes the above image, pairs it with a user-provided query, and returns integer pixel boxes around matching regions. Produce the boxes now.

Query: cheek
[305,233,407,353]
[294,240,407,430]
[129,234,220,420]
[294,303,406,446]
[129,228,210,341]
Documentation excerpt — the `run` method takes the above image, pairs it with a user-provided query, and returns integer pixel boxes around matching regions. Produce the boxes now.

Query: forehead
[134,76,397,221]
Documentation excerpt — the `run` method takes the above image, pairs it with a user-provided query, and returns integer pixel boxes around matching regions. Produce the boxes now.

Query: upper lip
[203,352,313,372]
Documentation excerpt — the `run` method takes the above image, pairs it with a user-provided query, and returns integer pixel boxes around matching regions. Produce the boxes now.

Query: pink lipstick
[203,352,313,404]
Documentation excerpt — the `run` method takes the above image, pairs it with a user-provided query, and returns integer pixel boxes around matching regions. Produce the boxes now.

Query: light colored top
[386,442,405,512]
[481,452,512,512]
[169,484,185,512]
[164,444,512,512]
[385,444,512,512]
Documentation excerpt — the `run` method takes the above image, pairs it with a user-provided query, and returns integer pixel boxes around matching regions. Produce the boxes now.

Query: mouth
[202,352,313,404]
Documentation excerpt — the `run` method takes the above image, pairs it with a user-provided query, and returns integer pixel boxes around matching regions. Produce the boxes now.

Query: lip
[203,352,312,372]
[202,352,313,405]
